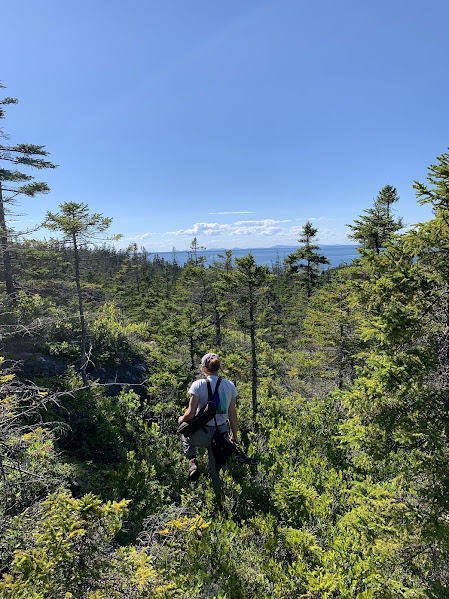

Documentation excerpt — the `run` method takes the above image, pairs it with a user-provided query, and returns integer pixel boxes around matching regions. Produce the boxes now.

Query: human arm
[178,394,200,424]
[228,396,238,443]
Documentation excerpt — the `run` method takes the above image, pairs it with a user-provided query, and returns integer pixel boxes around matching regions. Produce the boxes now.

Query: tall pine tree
[0,84,57,299]
[44,202,120,385]
[234,253,268,422]
[339,154,449,581]
[285,221,329,298]
[347,185,403,254]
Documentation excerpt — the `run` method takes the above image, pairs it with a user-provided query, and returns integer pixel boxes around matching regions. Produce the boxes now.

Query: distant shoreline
[146,244,360,269]
[147,244,360,254]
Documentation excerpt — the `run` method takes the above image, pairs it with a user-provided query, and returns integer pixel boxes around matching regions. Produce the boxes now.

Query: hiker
[178,353,238,487]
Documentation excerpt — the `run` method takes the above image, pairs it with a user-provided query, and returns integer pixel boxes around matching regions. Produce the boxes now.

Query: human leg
[207,445,222,490]
[181,428,214,482]
[181,434,197,459]
[181,433,201,480]
[181,426,227,487]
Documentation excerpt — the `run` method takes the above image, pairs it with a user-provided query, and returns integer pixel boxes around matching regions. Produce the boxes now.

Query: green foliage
[90,302,149,365]
[44,202,116,242]
[285,221,329,297]
[413,148,449,212]
[274,475,322,525]
[0,83,57,299]
[3,149,449,596]
[0,492,169,599]
[109,451,167,538]
[302,267,365,390]
[0,359,68,516]
[347,184,403,254]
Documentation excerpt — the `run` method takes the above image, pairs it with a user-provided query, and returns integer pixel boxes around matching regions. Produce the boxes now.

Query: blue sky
[2,0,448,251]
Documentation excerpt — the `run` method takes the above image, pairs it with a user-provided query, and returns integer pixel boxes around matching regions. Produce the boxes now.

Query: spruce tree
[339,154,449,576]
[376,183,400,215]
[303,268,363,390]
[0,84,57,299]
[285,221,329,298]
[189,236,206,267]
[207,250,235,347]
[234,253,268,422]
[44,202,120,385]
[347,185,403,254]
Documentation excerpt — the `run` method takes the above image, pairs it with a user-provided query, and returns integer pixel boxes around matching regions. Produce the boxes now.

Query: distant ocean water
[152,245,360,270]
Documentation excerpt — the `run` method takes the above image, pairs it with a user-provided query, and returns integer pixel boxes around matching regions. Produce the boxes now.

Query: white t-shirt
[188,375,238,426]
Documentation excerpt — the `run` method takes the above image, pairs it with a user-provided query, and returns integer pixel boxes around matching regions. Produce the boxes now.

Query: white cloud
[230,227,252,236]
[260,227,284,236]
[230,219,292,236]
[170,222,230,236]
[128,216,351,251]
[289,226,303,236]
[288,224,346,241]
[164,218,294,238]
[129,232,154,241]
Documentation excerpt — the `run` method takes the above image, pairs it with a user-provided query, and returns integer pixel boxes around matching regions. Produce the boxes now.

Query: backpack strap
[206,377,222,432]
[206,377,222,406]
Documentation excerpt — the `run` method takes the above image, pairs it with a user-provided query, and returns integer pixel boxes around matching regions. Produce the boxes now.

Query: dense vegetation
[2,90,449,595]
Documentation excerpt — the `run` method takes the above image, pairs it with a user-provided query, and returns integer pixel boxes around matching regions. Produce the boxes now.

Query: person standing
[178,353,238,488]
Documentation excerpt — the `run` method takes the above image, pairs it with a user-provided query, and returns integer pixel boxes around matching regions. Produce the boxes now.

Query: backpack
[177,377,222,436]
[211,432,259,468]
[211,427,236,467]
[208,379,237,467]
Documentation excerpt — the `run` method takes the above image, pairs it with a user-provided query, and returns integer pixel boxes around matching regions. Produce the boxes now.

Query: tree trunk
[215,306,222,347]
[134,257,140,293]
[0,183,15,300]
[249,284,258,423]
[338,323,344,390]
[199,275,207,318]
[73,233,89,386]
[375,236,380,255]
[306,259,312,298]
[165,272,170,298]
[189,334,195,373]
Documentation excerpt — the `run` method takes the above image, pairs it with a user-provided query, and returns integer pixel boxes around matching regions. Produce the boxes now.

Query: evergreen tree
[234,253,268,422]
[413,148,449,213]
[285,221,329,298]
[347,185,403,254]
[44,202,120,385]
[0,84,57,299]
[181,260,209,318]
[167,304,209,375]
[124,242,141,292]
[302,268,363,391]
[5,148,449,596]
[376,183,400,214]
[207,250,235,347]
[338,154,449,581]
[189,236,206,267]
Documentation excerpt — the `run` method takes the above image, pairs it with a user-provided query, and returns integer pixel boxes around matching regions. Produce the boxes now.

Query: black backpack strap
[206,377,222,431]
[206,379,213,401]
[206,377,222,405]
[214,378,222,430]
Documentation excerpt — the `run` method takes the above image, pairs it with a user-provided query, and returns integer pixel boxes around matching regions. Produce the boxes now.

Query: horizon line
[137,243,360,254]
